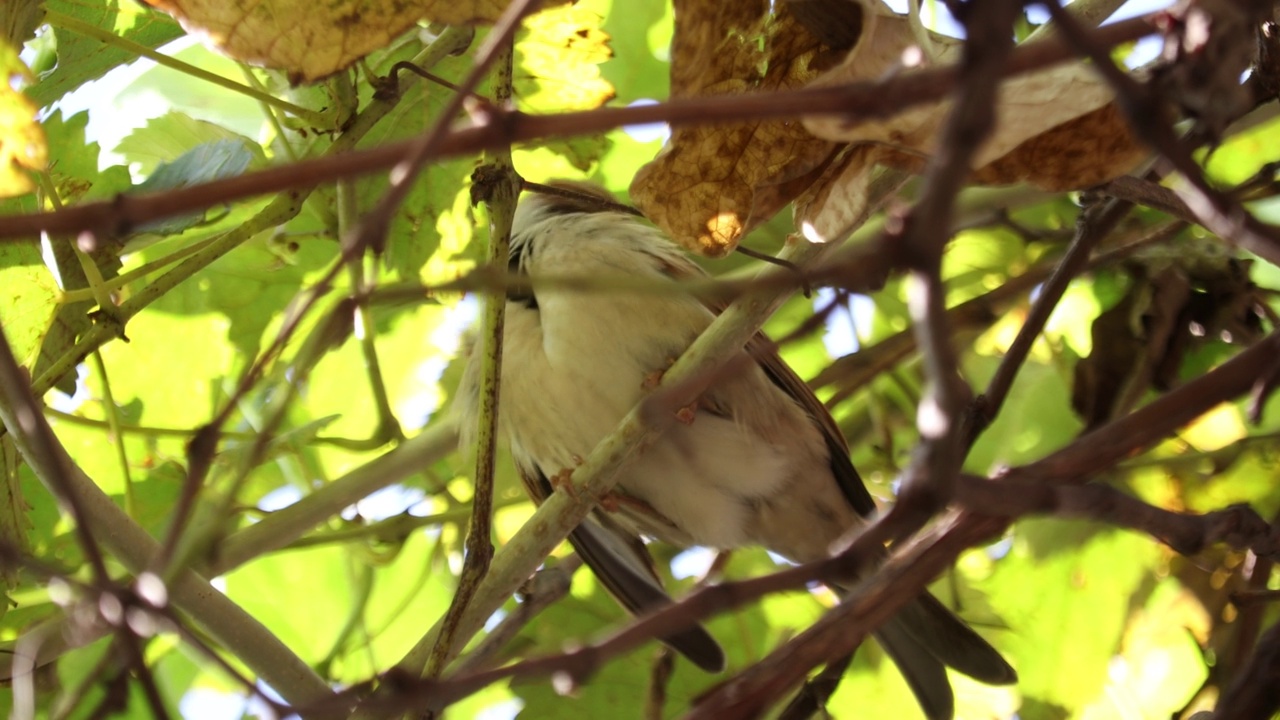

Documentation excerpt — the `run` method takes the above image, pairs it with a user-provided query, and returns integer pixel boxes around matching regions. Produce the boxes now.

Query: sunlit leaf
[0,43,45,197]
[516,6,615,111]
[116,110,257,176]
[30,0,183,107]
[141,0,568,82]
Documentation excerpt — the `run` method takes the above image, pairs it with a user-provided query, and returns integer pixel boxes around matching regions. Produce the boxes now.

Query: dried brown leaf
[792,144,881,244]
[803,9,1146,191]
[141,0,567,82]
[631,0,844,257]
[973,103,1148,190]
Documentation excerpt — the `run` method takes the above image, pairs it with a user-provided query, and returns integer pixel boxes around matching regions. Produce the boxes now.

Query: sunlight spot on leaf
[1181,403,1246,452]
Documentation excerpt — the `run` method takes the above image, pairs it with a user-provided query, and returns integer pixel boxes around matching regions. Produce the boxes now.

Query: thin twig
[1042,0,1280,266]
[1212,615,1280,719]
[966,195,1133,445]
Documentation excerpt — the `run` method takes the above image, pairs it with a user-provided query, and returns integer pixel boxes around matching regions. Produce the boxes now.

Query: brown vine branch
[1212,613,1280,719]
[0,15,1158,241]
[1042,0,1280,267]
[955,474,1280,558]
[324,324,1280,716]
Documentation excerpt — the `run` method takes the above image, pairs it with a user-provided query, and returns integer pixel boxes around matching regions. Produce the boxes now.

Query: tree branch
[0,16,1157,240]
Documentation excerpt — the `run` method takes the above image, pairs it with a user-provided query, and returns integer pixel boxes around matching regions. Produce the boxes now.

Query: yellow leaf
[1181,402,1247,452]
[516,6,615,111]
[0,42,44,198]
[141,0,568,82]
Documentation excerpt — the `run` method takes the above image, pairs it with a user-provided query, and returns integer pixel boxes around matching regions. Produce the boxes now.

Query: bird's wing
[644,243,878,519]
[517,462,727,672]
[746,334,879,518]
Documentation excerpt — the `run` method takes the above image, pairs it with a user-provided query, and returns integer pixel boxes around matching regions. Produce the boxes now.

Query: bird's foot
[675,400,698,425]
[641,356,679,390]
[549,455,585,498]
[641,359,699,424]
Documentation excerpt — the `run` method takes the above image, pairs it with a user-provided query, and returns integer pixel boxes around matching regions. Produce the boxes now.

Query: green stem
[211,419,459,574]
[45,9,333,129]
[44,406,378,446]
[338,181,405,447]
[243,66,303,163]
[59,233,228,304]
[32,193,306,396]
[89,352,135,517]
[423,39,518,681]
[283,494,527,550]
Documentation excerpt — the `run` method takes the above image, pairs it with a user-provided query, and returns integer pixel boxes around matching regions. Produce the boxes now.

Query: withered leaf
[631,0,845,257]
[792,144,883,244]
[803,8,1145,191]
[141,0,568,82]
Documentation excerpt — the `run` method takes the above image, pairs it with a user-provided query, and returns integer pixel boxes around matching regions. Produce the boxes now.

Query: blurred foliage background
[2,0,1280,718]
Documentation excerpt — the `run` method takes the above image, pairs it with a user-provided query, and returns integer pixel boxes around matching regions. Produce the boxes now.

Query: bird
[455,179,1017,719]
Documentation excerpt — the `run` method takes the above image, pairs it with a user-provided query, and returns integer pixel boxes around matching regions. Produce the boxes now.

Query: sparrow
[455,179,1016,719]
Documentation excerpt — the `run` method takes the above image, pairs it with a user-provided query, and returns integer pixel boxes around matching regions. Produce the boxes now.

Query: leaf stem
[89,352,135,517]
[44,9,334,129]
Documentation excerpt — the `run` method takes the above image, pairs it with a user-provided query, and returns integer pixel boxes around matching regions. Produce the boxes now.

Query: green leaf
[143,231,332,359]
[0,240,60,370]
[1076,578,1208,717]
[54,634,181,719]
[94,311,233,428]
[965,359,1083,473]
[42,109,132,202]
[115,110,257,176]
[30,1,183,107]
[536,134,613,173]
[135,138,261,195]
[350,50,475,281]
[983,524,1160,717]
[133,137,264,234]
[587,0,670,103]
